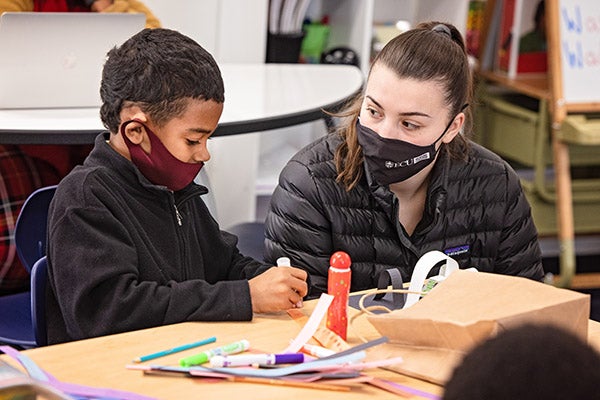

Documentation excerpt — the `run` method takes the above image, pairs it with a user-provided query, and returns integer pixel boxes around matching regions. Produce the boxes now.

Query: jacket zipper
[172,189,201,226]
[174,203,183,226]
[170,196,189,278]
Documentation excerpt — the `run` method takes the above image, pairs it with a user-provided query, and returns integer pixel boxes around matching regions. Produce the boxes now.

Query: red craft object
[327,251,352,340]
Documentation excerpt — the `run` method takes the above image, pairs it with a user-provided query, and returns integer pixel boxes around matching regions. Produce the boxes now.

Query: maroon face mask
[120,119,203,191]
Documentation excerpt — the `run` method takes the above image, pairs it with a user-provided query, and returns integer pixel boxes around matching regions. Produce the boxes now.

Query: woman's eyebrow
[365,95,383,109]
[365,95,431,118]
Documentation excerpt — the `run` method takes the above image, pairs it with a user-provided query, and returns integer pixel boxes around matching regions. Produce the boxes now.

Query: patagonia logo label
[444,244,470,257]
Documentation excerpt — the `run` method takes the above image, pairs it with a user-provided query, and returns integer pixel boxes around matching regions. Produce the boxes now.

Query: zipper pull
[174,204,182,226]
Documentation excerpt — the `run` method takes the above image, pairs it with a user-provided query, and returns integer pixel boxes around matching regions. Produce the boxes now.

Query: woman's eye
[366,107,380,117]
[402,121,419,130]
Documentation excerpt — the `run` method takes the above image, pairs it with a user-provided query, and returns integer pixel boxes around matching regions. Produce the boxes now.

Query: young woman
[264,21,544,298]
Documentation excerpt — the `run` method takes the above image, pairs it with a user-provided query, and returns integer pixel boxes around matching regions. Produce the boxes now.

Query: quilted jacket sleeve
[494,165,544,280]
[264,159,333,298]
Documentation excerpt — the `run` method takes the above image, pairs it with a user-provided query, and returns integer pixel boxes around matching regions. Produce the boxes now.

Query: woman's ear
[442,112,465,144]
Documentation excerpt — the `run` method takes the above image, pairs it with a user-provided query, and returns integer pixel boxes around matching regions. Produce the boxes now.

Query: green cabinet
[475,83,600,235]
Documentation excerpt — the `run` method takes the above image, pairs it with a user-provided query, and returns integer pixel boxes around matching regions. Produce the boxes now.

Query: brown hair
[334,21,473,190]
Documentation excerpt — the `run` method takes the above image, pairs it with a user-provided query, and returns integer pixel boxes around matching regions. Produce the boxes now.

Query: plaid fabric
[0,145,61,295]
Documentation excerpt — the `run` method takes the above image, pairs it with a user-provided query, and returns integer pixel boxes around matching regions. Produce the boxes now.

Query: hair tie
[432,24,451,38]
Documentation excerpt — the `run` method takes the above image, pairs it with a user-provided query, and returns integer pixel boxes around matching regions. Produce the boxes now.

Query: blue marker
[133,336,217,363]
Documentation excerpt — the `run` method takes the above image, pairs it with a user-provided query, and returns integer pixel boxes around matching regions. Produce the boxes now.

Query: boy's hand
[248,267,308,313]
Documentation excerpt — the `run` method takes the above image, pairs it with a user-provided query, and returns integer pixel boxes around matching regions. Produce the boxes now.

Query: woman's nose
[375,120,397,140]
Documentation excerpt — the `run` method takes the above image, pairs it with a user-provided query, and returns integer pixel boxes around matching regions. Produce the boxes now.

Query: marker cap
[274,353,304,364]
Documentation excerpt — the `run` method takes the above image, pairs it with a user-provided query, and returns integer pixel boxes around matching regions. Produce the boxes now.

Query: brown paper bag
[365,270,590,384]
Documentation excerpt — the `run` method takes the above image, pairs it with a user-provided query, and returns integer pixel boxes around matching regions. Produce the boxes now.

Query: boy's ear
[120,107,148,145]
[122,119,146,145]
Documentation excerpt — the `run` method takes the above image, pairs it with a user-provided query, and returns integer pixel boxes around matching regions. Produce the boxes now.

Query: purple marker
[210,353,304,367]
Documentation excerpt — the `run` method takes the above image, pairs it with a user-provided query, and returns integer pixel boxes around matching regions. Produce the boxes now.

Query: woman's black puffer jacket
[264,134,544,298]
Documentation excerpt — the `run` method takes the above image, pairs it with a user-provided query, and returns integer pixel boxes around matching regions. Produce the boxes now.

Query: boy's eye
[186,139,200,145]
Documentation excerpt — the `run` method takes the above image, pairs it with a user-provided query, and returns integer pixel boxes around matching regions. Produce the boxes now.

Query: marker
[276,257,303,308]
[276,257,291,267]
[210,353,305,367]
[179,339,250,367]
[133,336,216,363]
[300,343,336,358]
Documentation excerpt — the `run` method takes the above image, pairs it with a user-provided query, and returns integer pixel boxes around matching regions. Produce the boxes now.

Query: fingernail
[295,301,303,308]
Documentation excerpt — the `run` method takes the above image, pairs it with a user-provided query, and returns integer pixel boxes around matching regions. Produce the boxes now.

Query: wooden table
[5,302,600,400]
[1,305,440,400]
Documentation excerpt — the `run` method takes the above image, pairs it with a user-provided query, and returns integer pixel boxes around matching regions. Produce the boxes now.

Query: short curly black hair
[99,28,224,133]
[443,323,600,400]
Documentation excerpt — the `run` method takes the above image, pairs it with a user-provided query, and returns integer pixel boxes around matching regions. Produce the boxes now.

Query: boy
[46,28,307,345]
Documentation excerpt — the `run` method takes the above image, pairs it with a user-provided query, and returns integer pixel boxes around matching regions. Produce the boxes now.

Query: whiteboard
[558,0,600,104]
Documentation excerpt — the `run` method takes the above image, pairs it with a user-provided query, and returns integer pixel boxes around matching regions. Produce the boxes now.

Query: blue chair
[30,256,48,347]
[0,291,34,347]
[0,185,56,348]
[14,185,57,271]
[228,222,265,262]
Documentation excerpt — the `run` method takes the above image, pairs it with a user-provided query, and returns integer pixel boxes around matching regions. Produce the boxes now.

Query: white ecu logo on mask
[385,152,431,169]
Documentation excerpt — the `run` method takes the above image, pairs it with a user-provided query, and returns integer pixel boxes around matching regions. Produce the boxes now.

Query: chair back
[30,256,48,346]
[228,222,265,261]
[14,185,57,272]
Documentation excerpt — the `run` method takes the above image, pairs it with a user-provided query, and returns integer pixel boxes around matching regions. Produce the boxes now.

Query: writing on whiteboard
[562,6,582,33]
[559,0,600,103]
[561,4,600,69]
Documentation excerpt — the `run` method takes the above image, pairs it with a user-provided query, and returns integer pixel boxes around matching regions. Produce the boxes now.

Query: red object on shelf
[517,51,547,73]
[327,251,352,340]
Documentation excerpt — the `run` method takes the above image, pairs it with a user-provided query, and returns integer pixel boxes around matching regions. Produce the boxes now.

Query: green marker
[179,339,250,367]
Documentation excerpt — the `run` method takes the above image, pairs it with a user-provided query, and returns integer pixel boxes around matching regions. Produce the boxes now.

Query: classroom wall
[141,0,219,53]
[142,0,267,63]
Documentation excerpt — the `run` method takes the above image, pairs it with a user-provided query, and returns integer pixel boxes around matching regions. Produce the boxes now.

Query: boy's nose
[194,146,210,163]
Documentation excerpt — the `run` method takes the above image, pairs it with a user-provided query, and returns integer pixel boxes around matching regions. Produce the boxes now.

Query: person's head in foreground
[443,323,600,400]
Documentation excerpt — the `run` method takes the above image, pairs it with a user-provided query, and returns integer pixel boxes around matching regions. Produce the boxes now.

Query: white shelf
[311,0,470,73]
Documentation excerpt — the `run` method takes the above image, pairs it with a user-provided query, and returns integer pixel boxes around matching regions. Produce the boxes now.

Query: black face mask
[356,117,454,186]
